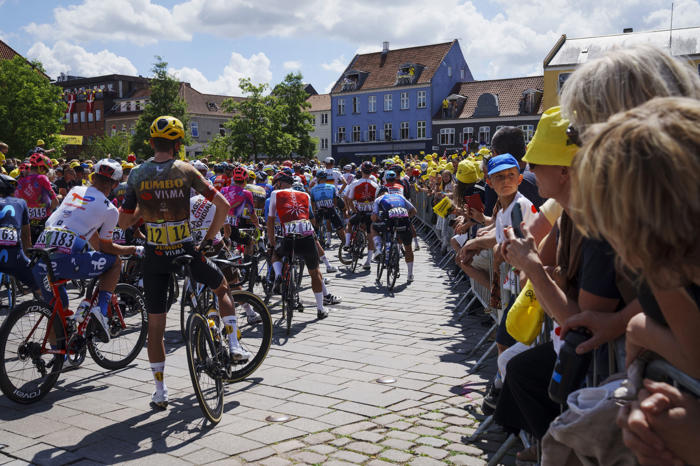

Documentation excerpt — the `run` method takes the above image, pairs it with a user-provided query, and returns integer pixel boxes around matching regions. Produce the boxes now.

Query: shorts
[142,241,223,314]
[230,226,253,246]
[496,296,517,347]
[317,208,344,231]
[275,235,320,270]
[373,218,412,246]
[0,246,37,290]
[349,212,372,231]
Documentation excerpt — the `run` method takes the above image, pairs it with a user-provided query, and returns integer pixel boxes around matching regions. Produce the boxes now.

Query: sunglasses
[98,165,116,177]
[566,124,582,147]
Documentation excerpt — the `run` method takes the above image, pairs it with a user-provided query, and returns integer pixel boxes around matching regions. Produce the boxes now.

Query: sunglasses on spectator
[566,124,582,147]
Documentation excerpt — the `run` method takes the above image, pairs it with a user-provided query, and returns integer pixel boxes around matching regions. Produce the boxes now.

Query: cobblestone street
[0,239,514,465]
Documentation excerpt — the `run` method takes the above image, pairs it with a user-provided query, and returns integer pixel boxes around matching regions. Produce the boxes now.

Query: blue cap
[487,153,519,176]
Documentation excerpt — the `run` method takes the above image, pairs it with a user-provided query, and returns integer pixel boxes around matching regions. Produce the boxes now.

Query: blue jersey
[310,183,337,209]
[257,182,273,198]
[0,196,29,249]
[373,193,414,218]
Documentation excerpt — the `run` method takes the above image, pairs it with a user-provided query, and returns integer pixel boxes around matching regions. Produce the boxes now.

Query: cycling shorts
[373,217,412,246]
[142,241,223,314]
[349,212,372,231]
[230,220,254,246]
[0,246,37,290]
[275,235,320,270]
[317,208,343,231]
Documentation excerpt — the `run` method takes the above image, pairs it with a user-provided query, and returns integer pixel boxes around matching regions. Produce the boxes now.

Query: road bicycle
[0,248,147,404]
[0,272,18,326]
[338,222,366,273]
[375,220,403,291]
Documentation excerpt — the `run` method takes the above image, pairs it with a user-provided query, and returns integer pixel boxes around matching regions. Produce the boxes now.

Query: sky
[0,0,698,96]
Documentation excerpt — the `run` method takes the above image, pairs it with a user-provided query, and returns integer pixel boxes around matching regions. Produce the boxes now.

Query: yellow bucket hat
[478,147,490,156]
[523,106,578,167]
[456,159,482,184]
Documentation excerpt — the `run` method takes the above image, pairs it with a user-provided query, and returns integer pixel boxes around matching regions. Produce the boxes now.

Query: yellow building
[542,27,700,110]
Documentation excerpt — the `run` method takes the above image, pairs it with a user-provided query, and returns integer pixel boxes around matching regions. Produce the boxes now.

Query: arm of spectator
[562,299,642,354]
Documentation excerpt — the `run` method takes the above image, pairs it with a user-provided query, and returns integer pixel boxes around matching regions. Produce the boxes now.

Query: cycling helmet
[361,161,373,174]
[385,170,397,181]
[150,116,185,140]
[324,157,334,165]
[292,181,305,192]
[94,158,123,181]
[293,163,302,171]
[232,166,247,183]
[248,171,256,180]
[377,186,389,197]
[272,171,294,185]
[0,174,17,195]
[29,153,50,171]
[127,153,136,163]
[282,167,294,176]
[256,171,267,181]
[263,165,274,173]
[193,160,208,173]
[343,164,352,171]
[316,171,328,180]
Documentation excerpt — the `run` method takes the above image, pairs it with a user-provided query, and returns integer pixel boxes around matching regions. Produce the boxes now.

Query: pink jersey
[14,174,56,223]
[220,184,255,219]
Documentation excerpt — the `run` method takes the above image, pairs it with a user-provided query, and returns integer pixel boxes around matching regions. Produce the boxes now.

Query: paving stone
[386,420,413,430]
[443,415,473,427]
[181,448,229,464]
[420,411,446,420]
[399,408,428,417]
[409,456,448,466]
[416,419,448,429]
[380,448,415,463]
[386,430,420,441]
[289,450,327,464]
[412,445,449,459]
[259,457,293,466]
[331,449,370,463]
[331,420,377,435]
[371,413,403,425]
[381,437,415,450]
[367,460,396,466]
[271,439,306,453]
[416,436,449,447]
[243,424,305,444]
[307,443,338,455]
[239,446,277,462]
[334,401,390,417]
[451,454,488,465]
[350,430,385,443]
[447,443,485,456]
[330,437,352,447]
[319,411,368,427]
[346,441,383,455]
[407,425,443,437]
[283,417,334,433]
[303,431,336,445]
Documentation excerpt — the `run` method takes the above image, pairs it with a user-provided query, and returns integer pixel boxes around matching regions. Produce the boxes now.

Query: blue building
[330,40,472,162]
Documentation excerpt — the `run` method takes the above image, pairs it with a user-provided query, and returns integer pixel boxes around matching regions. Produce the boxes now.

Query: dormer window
[396,63,418,85]
[207,102,219,112]
[519,89,543,115]
[342,72,359,91]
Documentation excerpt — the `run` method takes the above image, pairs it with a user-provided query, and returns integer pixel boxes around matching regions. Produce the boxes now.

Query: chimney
[623,27,633,33]
[382,41,389,53]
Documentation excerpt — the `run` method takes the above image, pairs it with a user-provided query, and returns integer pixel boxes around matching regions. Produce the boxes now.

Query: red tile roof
[441,76,544,120]
[0,39,50,79]
[331,41,456,93]
[179,83,244,116]
[306,94,330,112]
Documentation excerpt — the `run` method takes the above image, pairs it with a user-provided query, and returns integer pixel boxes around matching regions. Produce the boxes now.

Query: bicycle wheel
[375,250,385,284]
[224,291,272,383]
[0,300,65,404]
[387,242,400,291]
[166,273,178,310]
[351,230,366,273]
[317,220,328,249]
[181,284,215,340]
[185,312,224,424]
[337,233,353,266]
[0,274,17,326]
[246,256,258,294]
[88,284,147,370]
[294,257,304,290]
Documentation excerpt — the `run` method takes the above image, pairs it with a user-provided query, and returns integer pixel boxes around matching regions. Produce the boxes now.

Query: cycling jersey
[373,193,414,219]
[0,196,35,289]
[213,174,230,190]
[246,183,267,219]
[256,182,273,198]
[346,178,378,213]
[309,183,338,209]
[221,184,255,226]
[343,172,355,185]
[268,188,315,237]
[384,181,405,196]
[190,194,223,245]
[110,181,129,208]
[324,169,344,187]
[14,173,56,225]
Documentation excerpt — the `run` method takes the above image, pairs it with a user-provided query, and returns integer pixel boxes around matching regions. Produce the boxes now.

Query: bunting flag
[86,90,95,114]
[67,92,76,114]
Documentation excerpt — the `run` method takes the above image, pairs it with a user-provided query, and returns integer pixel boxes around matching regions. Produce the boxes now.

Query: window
[368,95,377,113]
[400,92,409,110]
[219,124,225,137]
[368,124,376,141]
[320,138,328,149]
[417,121,426,139]
[384,123,392,141]
[321,113,328,125]
[557,72,572,93]
[520,125,535,143]
[336,126,345,143]
[495,126,505,134]
[191,121,199,138]
[383,94,392,111]
[352,125,361,142]
[448,66,452,77]
[400,121,409,139]
[462,127,474,144]
[338,98,345,115]
[352,97,359,114]
[478,126,491,144]
[460,68,465,80]
[417,90,426,109]
[439,128,455,146]
[312,115,317,127]
[88,112,93,123]
[95,109,101,121]
[73,113,78,123]
[80,111,86,123]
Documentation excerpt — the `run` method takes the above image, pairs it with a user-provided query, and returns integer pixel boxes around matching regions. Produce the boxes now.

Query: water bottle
[74,300,91,323]
[548,328,592,405]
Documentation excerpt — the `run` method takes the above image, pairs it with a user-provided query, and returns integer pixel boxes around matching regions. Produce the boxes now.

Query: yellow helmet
[150,116,185,140]
[0,152,5,163]
[9,168,19,178]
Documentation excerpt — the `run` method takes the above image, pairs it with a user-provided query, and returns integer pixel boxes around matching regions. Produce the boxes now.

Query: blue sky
[1,0,698,96]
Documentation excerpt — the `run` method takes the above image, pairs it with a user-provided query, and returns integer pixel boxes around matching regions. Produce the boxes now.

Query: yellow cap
[419,151,425,155]
[50,158,58,167]
[523,106,578,167]
[121,162,135,169]
[0,152,5,163]
[9,168,19,178]
[456,159,482,184]
[424,154,432,161]
[36,139,45,146]
[70,161,80,169]
[478,147,490,156]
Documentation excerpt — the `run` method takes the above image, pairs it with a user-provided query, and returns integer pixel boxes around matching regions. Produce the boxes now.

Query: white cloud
[27,41,138,79]
[644,0,700,29]
[24,0,190,45]
[321,55,348,74]
[169,51,272,96]
[283,60,302,71]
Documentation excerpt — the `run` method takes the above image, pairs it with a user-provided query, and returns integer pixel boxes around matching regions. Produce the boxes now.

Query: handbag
[506,280,544,345]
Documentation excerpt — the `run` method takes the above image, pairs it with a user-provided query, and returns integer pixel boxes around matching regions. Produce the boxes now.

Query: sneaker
[343,245,351,252]
[407,274,414,283]
[362,263,371,271]
[151,387,169,410]
[230,345,252,362]
[246,311,262,325]
[326,265,338,273]
[90,307,110,343]
[482,381,501,415]
[317,308,328,319]
[324,277,331,285]
[323,294,342,305]
[414,243,420,251]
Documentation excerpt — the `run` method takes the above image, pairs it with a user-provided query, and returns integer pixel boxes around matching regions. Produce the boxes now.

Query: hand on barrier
[561,310,625,354]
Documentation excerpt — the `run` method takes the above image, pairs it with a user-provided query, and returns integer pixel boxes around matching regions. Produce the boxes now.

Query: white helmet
[324,157,335,164]
[94,158,122,181]
[193,160,208,173]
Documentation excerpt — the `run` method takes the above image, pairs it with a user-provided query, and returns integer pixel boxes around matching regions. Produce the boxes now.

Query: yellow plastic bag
[432,196,453,218]
[506,280,544,345]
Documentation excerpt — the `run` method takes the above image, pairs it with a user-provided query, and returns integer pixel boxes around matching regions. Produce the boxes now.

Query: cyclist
[119,116,249,410]
[212,163,229,190]
[344,161,379,270]
[33,159,143,341]
[310,171,346,251]
[371,186,417,283]
[0,174,37,291]
[221,166,260,258]
[383,170,405,196]
[14,153,58,242]
[342,164,355,185]
[267,171,341,319]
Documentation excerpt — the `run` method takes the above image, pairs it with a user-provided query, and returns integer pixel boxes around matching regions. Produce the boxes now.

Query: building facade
[542,27,700,110]
[431,76,544,153]
[330,40,473,163]
[306,94,331,160]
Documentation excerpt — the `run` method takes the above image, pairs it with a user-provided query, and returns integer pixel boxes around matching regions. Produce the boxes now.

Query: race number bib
[227,215,239,227]
[0,227,19,246]
[112,227,126,245]
[145,219,191,246]
[317,199,334,208]
[254,208,263,218]
[28,207,47,220]
[283,219,314,237]
[241,207,251,218]
[36,227,77,254]
[388,207,408,218]
[192,227,207,244]
[356,201,373,212]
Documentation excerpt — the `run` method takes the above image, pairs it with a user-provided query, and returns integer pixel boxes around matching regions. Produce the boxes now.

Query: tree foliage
[131,56,189,159]
[272,73,316,158]
[82,132,131,160]
[0,56,65,158]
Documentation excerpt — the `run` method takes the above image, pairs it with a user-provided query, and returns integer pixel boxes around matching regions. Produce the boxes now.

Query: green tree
[272,72,316,158]
[82,132,131,160]
[221,78,296,162]
[202,135,231,162]
[0,56,65,158]
[131,56,189,159]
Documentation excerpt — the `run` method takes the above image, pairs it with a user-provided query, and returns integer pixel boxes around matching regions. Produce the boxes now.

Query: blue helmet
[385,170,397,181]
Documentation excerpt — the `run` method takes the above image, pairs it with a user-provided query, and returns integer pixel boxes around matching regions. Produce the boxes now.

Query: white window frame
[383,122,392,140]
[478,126,491,144]
[338,98,345,116]
[520,124,535,143]
[439,128,455,146]
[87,112,93,123]
[191,121,199,138]
[336,126,345,143]
[73,113,78,123]
[352,97,360,114]
[368,95,377,113]
[417,90,427,109]
[321,113,328,125]
[352,125,361,142]
[80,111,86,123]
[460,68,465,80]
[95,109,101,121]
[448,66,452,77]
[417,121,426,139]
[400,121,410,139]
[368,124,376,141]
[462,127,474,144]
[383,94,392,112]
[400,92,409,110]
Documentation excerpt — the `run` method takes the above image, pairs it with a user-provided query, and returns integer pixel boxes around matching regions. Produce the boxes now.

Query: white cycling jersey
[189,194,223,244]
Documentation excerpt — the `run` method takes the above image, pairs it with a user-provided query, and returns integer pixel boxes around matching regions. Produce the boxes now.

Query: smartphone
[464,193,484,213]
[511,203,524,238]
